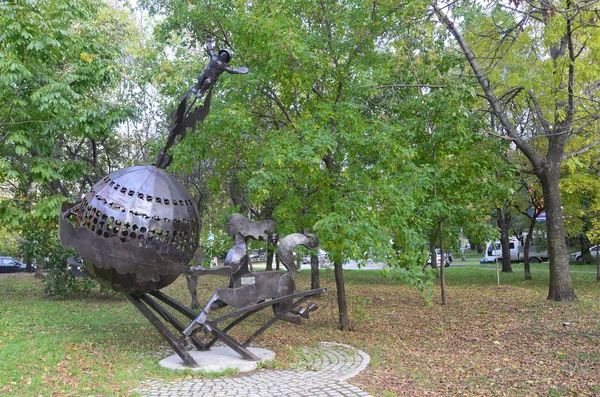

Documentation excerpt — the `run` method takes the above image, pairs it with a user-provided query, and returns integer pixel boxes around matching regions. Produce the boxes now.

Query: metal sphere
[60,166,199,293]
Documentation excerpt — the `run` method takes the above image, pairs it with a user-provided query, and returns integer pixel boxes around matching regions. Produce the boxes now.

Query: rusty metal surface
[59,165,199,293]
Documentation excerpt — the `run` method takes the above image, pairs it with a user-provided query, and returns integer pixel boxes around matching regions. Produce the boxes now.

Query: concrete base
[158,347,276,373]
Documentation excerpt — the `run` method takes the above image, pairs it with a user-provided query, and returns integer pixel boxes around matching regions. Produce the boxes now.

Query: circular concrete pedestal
[158,347,275,373]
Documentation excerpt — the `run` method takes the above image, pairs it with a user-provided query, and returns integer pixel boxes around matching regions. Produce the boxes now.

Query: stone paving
[135,342,373,397]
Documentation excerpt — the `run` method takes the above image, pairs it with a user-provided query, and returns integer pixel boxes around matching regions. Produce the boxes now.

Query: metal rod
[126,294,199,368]
[151,290,199,320]
[243,295,313,347]
[140,294,207,351]
[208,326,260,361]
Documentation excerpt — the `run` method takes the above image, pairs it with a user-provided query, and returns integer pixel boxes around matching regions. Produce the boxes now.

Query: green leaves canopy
[142,0,498,276]
[0,0,139,244]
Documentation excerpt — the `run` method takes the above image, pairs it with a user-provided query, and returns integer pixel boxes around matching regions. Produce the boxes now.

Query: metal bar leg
[208,325,260,361]
[243,296,313,347]
[205,309,259,350]
[151,291,198,320]
[139,294,207,351]
[125,294,199,368]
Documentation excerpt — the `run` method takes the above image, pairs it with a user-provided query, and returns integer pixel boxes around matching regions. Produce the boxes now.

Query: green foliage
[41,244,99,298]
[0,228,19,257]
[141,0,507,288]
[0,0,152,268]
[383,265,436,304]
[561,140,600,247]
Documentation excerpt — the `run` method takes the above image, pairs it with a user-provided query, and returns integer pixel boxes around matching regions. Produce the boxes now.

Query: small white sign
[241,277,255,285]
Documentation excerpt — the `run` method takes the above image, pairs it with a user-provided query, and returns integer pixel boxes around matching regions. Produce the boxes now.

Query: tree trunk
[185,274,200,308]
[34,263,44,279]
[523,219,535,280]
[439,222,447,305]
[310,253,320,290]
[24,250,34,273]
[579,232,592,264]
[540,170,577,301]
[433,2,580,302]
[334,260,350,330]
[596,251,600,281]
[497,208,513,273]
[266,233,276,271]
[596,252,600,281]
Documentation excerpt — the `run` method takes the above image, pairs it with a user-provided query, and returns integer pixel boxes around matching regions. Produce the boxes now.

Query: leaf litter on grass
[1,269,599,396]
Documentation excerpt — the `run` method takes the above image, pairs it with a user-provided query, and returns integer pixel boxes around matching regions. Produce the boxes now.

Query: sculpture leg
[182,292,221,336]
[272,273,300,324]
[184,274,200,309]
[126,294,199,368]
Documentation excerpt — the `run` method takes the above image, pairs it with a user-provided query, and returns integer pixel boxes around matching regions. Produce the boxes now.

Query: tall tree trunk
[596,252,600,281]
[596,252,600,282]
[540,170,577,301]
[334,260,350,330]
[266,233,275,271]
[34,263,44,279]
[497,208,513,273]
[439,222,447,305]
[523,219,535,280]
[310,253,320,290]
[433,2,579,302]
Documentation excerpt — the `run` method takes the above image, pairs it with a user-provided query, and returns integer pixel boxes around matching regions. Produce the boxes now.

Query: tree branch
[432,1,543,172]
[563,137,600,161]
[528,89,552,135]
[481,130,515,141]
[259,86,299,133]
[377,84,447,89]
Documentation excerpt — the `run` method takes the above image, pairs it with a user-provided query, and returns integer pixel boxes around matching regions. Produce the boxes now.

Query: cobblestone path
[135,342,372,397]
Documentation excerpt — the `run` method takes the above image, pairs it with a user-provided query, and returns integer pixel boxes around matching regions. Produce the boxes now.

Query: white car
[426,249,452,267]
[301,249,330,265]
[570,245,599,262]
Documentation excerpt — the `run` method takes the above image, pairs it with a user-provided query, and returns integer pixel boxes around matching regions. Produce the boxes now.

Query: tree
[0,0,148,279]
[496,204,514,273]
[372,20,510,302]
[513,175,546,280]
[141,0,449,328]
[433,0,600,301]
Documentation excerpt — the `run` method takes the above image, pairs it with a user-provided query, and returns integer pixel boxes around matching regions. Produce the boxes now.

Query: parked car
[249,249,267,262]
[301,249,330,265]
[427,249,451,267]
[570,245,599,262]
[0,256,36,273]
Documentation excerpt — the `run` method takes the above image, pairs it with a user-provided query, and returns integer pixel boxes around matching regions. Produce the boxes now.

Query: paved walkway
[135,342,372,397]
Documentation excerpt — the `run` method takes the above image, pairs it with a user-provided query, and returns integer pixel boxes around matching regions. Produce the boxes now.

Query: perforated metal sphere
[60,166,200,293]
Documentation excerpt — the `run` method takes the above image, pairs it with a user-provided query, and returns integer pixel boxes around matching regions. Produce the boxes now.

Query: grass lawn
[1,265,599,396]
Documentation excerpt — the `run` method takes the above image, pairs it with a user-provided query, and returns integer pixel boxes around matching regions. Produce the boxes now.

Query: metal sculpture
[59,166,200,293]
[155,35,248,169]
[58,35,325,368]
[183,214,317,333]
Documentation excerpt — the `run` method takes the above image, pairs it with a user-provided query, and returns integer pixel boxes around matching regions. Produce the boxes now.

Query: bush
[41,244,100,298]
